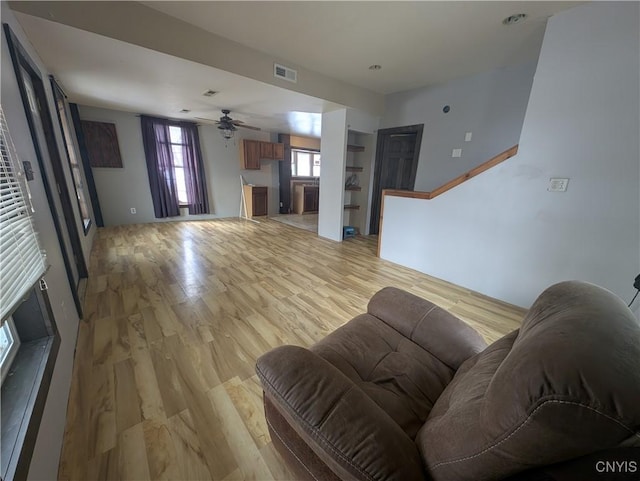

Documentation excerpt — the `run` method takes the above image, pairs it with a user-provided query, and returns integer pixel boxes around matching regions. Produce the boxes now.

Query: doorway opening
[274,135,321,233]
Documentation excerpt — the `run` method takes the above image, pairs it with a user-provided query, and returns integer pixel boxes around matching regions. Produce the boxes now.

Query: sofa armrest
[256,345,425,481]
[367,287,487,370]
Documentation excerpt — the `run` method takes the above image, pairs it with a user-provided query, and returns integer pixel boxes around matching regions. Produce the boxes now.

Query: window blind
[0,105,47,323]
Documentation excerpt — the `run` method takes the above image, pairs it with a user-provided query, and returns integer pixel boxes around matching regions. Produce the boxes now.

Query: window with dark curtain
[140,115,210,218]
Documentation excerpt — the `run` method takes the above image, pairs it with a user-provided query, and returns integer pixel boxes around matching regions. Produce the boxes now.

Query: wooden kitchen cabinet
[239,139,285,169]
[272,142,284,160]
[239,140,261,170]
[293,184,319,214]
[260,142,274,159]
[243,185,268,217]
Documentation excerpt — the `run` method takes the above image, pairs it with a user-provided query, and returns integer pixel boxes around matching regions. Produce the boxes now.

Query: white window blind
[0,105,47,323]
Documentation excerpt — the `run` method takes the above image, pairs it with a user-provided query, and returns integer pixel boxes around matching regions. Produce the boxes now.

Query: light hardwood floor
[58,218,525,480]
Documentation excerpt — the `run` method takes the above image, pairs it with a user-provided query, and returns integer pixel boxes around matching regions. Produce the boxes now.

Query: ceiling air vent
[202,89,218,97]
[274,63,297,83]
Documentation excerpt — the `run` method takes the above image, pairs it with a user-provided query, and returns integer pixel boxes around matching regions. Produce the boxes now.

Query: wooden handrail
[377,144,518,257]
[382,144,519,201]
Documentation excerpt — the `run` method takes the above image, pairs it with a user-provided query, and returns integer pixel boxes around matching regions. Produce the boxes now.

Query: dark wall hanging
[81,120,123,168]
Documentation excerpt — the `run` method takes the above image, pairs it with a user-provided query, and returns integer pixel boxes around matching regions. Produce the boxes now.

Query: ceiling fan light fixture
[212,109,259,138]
[218,124,235,140]
[502,13,528,25]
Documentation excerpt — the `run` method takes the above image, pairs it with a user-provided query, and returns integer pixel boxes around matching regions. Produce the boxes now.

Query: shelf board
[347,144,365,153]
[345,186,362,191]
[344,204,360,210]
[345,166,363,172]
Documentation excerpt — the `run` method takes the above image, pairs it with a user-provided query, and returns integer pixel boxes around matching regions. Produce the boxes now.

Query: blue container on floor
[343,226,356,239]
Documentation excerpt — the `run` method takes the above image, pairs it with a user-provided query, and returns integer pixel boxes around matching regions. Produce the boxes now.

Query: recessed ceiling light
[202,89,218,97]
[368,64,382,71]
[502,13,528,25]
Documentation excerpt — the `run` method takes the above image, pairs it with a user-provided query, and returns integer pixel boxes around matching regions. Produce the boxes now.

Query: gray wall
[380,1,640,316]
[2,4,87,478]
[382,61,537,192]
[78,105,279,226]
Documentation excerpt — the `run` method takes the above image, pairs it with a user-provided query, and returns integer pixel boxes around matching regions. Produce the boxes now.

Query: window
[0,106,47,323]
[0,318,20,384]
[167,126,188,205]
[51,79,92,233]
[140,115,210,218]
[292,149,321,177]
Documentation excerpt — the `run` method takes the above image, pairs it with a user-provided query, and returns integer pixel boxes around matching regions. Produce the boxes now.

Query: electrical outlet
[452,148,462,158]
[130,207,137,214]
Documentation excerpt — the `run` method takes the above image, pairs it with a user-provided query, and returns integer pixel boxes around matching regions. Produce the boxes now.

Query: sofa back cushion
[418,281,640,481]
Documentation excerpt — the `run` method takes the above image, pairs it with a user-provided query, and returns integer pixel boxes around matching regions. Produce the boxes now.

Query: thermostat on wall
[548,178,569,192]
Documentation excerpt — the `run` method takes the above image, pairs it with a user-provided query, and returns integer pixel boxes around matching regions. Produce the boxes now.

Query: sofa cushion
[257,345,426,481]
[312,313,455,439]
[367,287,488,369]
[311,288,487,439]
[418,281,640,481]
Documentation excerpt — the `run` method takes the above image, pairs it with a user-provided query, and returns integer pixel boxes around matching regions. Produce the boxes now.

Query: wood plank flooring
[58,218,526,480]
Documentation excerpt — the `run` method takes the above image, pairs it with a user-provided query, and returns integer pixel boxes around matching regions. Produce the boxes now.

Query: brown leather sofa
[256,281,640,481]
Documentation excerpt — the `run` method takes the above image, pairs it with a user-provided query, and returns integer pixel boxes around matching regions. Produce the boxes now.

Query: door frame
[369,124,424,235]
[69,103,104,227]
[4,24,86,316]
[50,77,93,234]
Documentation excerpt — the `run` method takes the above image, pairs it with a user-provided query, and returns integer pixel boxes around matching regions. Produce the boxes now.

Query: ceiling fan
[195,109,261,139]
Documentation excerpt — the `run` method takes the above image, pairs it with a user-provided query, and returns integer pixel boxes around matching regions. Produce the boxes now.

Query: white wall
[382,61,536,192]
[318,109,348,241]
[1,4,85,478]
[380,1,640,315]
[78,105,277,226]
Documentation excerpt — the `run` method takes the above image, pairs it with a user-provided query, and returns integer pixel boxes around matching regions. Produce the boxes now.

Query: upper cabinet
[272,142,284,160]
[259,141,273,159]
[240,139,285,170]
[240,139,262,169]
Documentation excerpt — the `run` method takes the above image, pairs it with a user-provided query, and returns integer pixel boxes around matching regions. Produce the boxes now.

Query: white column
[318,109,348,241]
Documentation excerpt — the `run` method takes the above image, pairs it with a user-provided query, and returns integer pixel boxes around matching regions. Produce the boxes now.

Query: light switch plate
[548,178,569,192]
[452,148,462,158]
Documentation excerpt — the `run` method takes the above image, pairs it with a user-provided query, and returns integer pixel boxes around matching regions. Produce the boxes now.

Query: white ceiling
[14,12,336,136]
[144,1,582,94]
[14,1,582,136]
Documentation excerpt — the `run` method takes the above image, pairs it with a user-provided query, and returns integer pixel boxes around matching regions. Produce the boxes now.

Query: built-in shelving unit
[344,142,367,235]
[346,144,365,153]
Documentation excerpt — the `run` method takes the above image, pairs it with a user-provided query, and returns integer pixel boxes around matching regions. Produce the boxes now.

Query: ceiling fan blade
[194,117,218,123]
[196,115,260,131]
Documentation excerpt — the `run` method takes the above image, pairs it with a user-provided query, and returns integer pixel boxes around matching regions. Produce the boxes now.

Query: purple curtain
[141,116,209,217]
[141,115,180,218]
[181,123,210,215]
